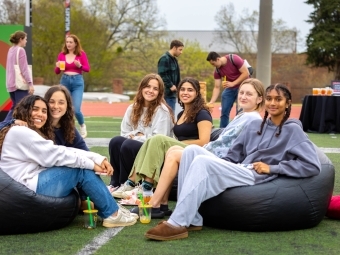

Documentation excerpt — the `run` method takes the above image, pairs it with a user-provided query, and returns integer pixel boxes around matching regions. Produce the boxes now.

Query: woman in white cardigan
[108,73,174,193]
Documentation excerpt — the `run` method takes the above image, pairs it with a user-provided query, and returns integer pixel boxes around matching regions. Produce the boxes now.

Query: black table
[299,95,340,133]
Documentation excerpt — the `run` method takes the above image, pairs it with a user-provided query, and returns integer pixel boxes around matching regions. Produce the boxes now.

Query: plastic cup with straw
[87,196,94,228]
[138,193,149,218]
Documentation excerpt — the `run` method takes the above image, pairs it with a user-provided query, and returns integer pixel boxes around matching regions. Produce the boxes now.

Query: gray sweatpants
[169,145,255,227]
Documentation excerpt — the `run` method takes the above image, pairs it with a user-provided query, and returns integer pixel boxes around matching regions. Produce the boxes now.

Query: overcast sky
[156,0,314,51]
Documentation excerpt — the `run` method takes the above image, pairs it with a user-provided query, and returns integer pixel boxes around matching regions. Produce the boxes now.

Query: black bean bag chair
[0,168,80,235]
[199,158,334,231]
[168,128,224,201]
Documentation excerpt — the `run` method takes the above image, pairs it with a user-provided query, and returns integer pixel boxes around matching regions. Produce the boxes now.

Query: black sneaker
[130,207,165,219]
[161,208,173,216]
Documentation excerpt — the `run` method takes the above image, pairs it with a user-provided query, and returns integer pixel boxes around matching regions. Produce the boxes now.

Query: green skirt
[130,134,187,186]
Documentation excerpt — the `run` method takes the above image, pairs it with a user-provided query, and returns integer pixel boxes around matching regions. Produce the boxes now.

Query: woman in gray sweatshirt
[145,83,321,241]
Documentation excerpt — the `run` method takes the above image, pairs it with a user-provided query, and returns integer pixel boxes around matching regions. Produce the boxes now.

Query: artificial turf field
[0,117,339,255]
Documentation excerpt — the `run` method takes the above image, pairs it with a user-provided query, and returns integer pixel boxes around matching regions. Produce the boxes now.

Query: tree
[31,0,166,91]
[305,0,340,79]
[0,0,25,24]
[84,0,166,51]
[213,3,299,57]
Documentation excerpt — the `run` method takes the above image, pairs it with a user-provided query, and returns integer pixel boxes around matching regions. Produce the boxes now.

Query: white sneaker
[123,184,143,198]
[107,185,119,193]
[118,204,139,220]
[80,124,87,138]
[111,183,135,199]
[103,209,136,228]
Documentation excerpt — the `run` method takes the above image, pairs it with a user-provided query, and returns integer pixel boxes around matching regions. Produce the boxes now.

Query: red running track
[82,102,302,119]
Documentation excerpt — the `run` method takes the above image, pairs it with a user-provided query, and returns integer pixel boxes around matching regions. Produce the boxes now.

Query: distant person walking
[2,31,34,123]
[158,40,184,112]
[55,34,90,138]
[206,52,249,128]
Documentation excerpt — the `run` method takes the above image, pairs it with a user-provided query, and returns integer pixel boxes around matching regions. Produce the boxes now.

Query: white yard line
[75,227,123,255]
[85,121,122,124]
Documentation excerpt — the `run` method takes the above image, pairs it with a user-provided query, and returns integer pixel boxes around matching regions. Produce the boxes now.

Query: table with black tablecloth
[299,95,340,133]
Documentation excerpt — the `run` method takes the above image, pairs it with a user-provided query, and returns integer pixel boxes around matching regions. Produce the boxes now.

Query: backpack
[216,54,253,78]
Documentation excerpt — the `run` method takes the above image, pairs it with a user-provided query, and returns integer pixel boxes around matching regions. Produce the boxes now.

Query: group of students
[1,32,321,241]
[105,75,321,241]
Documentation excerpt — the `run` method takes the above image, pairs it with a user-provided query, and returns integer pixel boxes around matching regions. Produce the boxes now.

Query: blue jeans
[220,87,239,128]
[165,97,176,112]
[60,74,85,125]
[2,90,29,122]
[36,166,118,218]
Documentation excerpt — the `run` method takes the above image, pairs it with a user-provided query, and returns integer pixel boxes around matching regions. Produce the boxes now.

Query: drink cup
[138,204,152,224]
[59,61,66,71]
[312,88,320,95]
[326,87,333,96]
[320,88,326,95]
[143,189,153,204]
[83,209,98,229]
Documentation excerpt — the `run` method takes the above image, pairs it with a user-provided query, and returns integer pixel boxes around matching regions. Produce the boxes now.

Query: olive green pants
[130,134,187,186]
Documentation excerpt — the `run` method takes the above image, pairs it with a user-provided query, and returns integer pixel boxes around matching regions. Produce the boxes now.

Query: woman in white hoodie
[0,95,136,228]
[108,73,174,192]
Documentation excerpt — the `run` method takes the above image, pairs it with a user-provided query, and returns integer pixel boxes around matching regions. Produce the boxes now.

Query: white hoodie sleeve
[133,104,174,142]
[4,126,95,170]
[120,105,136,138]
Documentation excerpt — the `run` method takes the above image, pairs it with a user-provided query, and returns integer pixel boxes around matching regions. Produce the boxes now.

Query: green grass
[0,117,339,255]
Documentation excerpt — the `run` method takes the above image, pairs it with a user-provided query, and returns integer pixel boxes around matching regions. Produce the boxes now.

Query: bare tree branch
[85,0,166,51]
[213,2,301,54]
[0,0,25,24]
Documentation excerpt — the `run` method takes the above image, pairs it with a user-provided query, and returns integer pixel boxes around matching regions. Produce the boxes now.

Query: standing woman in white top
[108,73,174,192]
[2,31,34,123]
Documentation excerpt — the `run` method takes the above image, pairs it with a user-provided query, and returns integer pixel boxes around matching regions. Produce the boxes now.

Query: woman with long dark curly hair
[112,77,212,218]
[108,73,174,193]
[0,95,54,153]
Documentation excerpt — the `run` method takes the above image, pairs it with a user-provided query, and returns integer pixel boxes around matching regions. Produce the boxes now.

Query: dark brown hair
[257,83,292,137]
[177,77,211,123]
[44,85,76,144]
[0,95,55,154]
[131,73,174,128]
[170,40,184,49]
[206,51,221,62]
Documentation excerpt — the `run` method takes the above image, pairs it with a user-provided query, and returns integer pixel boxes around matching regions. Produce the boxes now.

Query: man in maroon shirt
[206,52,249,127]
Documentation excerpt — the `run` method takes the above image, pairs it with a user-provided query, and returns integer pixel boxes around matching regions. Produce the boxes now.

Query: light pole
[25,0,32,27]
[65,0,71,36]
[256,0,272,88]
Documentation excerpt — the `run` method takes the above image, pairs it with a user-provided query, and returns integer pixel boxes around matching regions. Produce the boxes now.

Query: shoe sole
[130,213,139,220]
[186,226,202,231]
[145,232,188,241]
[103,218,137,228]
[111,192,129,199]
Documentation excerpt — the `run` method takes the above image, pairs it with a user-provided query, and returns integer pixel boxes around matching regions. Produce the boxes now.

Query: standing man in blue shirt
[158,40,184,112]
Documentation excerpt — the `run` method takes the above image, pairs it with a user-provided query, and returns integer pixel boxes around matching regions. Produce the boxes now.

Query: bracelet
[79,65,82,69]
